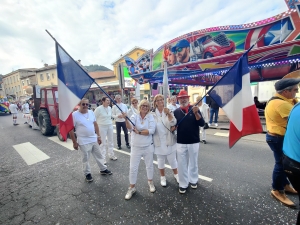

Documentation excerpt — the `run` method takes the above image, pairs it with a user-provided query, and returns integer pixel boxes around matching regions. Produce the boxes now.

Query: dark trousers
[283,156,300,225]
[266,133,290,190]
[209,108,219,124]
[116,121,129,147]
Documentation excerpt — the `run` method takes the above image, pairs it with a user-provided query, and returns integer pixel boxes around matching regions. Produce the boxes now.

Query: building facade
[35,64,58,87]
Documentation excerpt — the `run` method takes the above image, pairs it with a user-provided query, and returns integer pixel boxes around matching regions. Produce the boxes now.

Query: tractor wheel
[56,125,65,141]
[38,109,55,135]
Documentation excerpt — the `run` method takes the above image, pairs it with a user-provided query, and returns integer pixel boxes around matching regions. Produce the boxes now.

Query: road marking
[48,136,74,150]
[47,138,213,182]
[214,132,229,137]
[13,142,50,165]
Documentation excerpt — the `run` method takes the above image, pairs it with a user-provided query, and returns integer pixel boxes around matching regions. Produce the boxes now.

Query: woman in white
[195,96,209,144]
[167,96,180,112]
[152,94,179,187]
[22,101,31,124]
[124,100,156,200]
[127,98,138,119]
[94,97,117,163]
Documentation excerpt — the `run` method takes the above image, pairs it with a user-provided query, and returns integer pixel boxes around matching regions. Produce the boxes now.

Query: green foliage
[84,64,112,72]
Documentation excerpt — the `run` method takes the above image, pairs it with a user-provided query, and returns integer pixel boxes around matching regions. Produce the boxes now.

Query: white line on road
[214,132,229,137]
[48,136,75,151]
[13,142,50,165]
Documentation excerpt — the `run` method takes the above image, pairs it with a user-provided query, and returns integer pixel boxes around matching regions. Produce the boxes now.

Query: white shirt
[130,113,156,147]
[167,104,179,112]
[9,104,18,114]
[22,103,30,113]
[112,103,128,122]
[94,105,112,125]
[72,110,97,145]
[127,106,138,119]
[199,103,209,122]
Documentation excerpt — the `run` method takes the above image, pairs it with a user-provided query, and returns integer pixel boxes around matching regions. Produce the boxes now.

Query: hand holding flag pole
[45,30,136,139]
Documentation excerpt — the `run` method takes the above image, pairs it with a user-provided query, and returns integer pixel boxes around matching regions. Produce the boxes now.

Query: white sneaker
[148,181,156,193]
[110,155,118,161]
[125,187,136,200]
[208,123,211,126]
[160,176,167,187]
[174,174,179,183]
[215,123,218,127]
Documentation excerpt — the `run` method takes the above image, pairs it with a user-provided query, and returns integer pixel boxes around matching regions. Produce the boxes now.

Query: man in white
[112,94,130,150]
[9,101,19,125]
[167,96,180,112]
[195,96,209,144]
[69,98,112,182]
[22,101,30,124]
[94,96,117,164]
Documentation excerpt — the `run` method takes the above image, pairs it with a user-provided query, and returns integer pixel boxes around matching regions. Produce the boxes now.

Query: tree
[84,64,112,72]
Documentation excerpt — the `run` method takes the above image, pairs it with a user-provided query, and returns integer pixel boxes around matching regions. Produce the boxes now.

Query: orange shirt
[265,93,298,136]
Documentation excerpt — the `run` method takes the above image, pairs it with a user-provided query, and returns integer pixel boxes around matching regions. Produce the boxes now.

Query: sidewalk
[208,115,267,133]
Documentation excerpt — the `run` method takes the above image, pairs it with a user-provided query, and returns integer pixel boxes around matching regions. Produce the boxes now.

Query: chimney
[44,63,48,67]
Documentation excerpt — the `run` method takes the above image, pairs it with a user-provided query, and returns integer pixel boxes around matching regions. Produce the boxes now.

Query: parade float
[126,0,300,89]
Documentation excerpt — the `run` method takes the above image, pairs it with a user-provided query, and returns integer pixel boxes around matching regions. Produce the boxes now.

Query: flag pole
[45,30,136,126]
[176,34,265,126]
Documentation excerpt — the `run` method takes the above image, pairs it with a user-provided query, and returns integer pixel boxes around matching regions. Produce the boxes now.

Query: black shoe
[85,174,93,182]
[117,146,122,150]
[126,144,131,149]
[190,183,197,189]
[202,140,207,144]
[100,169,112,175]
[179,187,187,194]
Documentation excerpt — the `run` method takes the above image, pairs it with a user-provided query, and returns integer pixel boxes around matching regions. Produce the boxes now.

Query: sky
[0,0,288,75]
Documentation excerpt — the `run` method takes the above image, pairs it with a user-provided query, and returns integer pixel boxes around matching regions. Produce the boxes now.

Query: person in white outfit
[127,98,138,119]
[152,94,179,187]
[69,98,112,182]
[167,96,180,112]
[22,101,31,124]
[9,101,19,125]
[195,96,209,144]
[124,99,156,200]
[112,95,130,150]
[94,97,117,164]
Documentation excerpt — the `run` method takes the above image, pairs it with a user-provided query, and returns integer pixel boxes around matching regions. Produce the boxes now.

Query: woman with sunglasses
[152,94,179,187]
[124,99,156,200]
[94,97,117,164]
[128,98,138,119]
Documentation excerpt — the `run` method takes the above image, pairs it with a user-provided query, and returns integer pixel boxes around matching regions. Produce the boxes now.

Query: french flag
[209,53,262,148]
[56,43,94,141]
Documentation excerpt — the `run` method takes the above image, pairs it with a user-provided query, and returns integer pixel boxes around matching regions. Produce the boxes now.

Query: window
[52,73,54,79]
[26,79,30,85]
[40,74,44,81]
[47,73,51,80]
[41,90,45,104]
[16,75,19,81]
[10,77,12,83]
[13,76,15,83]
[193,94,199,103]
[18,85,20,91]
[22,80,25,86]
[47,90,54,104]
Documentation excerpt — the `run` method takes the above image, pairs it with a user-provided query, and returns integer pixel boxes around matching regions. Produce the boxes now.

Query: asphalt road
[0,112,298,225]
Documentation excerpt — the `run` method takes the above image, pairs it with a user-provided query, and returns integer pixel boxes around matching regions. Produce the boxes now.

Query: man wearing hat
[172,39,193,64]
[173,90,205,194]
[265,73,300,208]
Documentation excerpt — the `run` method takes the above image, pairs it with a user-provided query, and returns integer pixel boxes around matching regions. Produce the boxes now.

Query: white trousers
[79,142,107,175]
[129,144,154,185]
[177,143,200,188]
[200,127,206,140]
[156,144,177,169]
[99,124,114,161]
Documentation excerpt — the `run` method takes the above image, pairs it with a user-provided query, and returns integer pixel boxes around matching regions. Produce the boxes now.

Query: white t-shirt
[94,105,112,125]
[22,103,30,113]
[130,113,156,147]
[112,103,128,122]
[9,104,18,114]
[72,110,97,145]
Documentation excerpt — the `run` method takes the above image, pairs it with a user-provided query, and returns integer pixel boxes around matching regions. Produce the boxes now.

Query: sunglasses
[81,103,89,106]
[141,105,149,108]
[174,47,183,53]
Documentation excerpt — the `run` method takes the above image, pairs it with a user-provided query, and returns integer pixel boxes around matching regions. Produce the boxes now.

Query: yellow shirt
[265,93,298,136]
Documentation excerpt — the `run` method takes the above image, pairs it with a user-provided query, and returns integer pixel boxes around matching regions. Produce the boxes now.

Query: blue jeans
[266,133,290,190]
[209,108,219,124]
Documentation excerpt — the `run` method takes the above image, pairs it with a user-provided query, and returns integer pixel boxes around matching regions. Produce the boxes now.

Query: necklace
[180,108,187,116]
[81,112,89,120]
[104,106,109,114]
[140,115,146,124]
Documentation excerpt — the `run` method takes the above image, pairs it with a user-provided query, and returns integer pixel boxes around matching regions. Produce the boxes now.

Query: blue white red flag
[209,53,262,148]
[56,43,94,141]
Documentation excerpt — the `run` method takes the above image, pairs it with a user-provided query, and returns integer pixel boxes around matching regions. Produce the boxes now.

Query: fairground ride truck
[30,85,65,141]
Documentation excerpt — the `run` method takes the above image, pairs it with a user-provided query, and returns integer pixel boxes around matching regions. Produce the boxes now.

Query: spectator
[254,96,266,110]
[207,91,221,127]
[195,96,209,144]
[9,101,19,125]
[167,96,180,112]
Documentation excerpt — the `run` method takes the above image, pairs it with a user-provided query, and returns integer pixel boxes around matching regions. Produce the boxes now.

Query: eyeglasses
[141,105,149,108]
[81,103,89,106]
[132,102,138,104]
[174,47,183,53]
[155,99,163,102]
